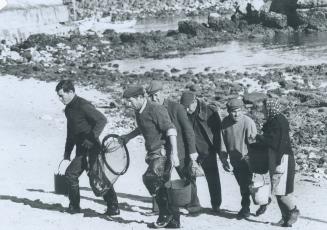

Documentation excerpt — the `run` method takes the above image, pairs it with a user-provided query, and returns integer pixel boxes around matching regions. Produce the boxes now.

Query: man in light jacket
[122,85,180,228]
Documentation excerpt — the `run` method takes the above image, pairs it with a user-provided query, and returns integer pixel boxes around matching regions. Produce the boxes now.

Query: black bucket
[54,160,69,195]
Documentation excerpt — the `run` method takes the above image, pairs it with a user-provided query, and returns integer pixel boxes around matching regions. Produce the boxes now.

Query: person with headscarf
[256,98,300,227]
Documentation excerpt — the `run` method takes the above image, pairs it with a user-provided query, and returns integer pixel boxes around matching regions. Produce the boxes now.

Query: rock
[178,20,214,37]
[243,92,267,104]
[296,8,327,31]
[270,0,298,15]
[171,68,180,73]
[315,168,325,174]
[260,11,288,28]
[298,0,327,8]
[319,156,327,165]
[208,13,238,32]
[308,151,318,159]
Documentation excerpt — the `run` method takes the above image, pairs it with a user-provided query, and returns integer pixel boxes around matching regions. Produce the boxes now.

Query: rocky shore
[1,1,326,180]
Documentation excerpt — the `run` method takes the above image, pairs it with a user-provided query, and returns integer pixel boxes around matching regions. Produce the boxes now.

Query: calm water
[111,17,327,74]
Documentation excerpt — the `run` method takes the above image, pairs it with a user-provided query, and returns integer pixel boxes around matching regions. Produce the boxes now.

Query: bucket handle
[57,159,65,174]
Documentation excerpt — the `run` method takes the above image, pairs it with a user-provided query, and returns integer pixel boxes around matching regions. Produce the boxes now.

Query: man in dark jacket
[180,91,224,212]
[56,80,119,216]
[147,81,202,224]
[121,85,180,228]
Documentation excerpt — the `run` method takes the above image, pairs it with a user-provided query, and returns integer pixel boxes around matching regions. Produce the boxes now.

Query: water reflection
[112,30,327,74]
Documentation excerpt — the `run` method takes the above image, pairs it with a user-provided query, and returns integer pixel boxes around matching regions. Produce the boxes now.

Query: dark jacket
[188,100,222,159]
[64,96,107,159]
[164,100,196,164]
[257,113,293,165]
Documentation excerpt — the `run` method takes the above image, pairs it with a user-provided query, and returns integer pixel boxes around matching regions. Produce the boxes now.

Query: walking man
[220,98,269,219]
[56,80,119,216]
[147,81,202,218]
[121,85,180,228]
[180,91,223,213]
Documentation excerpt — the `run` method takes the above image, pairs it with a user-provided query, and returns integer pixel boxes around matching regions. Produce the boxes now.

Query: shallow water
[111,31,327,74]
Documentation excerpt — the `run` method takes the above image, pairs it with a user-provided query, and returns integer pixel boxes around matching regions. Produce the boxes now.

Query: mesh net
[101,134,130,182]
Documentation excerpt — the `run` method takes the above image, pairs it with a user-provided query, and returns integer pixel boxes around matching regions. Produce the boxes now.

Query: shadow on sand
[1,190,150,225]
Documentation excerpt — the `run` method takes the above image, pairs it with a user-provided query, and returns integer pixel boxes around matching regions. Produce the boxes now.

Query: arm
[155,105,179,166]
[64,122,75,160]
[256,119,280,151]
[209,107,224,158]
[82,102,107,140]
[176,105,197,155]
[122,127,141,144]
[168,128,179,167]
[246,118,258,145]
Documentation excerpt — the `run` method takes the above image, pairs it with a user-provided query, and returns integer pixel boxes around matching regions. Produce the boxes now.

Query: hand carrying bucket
[54,160,69,195]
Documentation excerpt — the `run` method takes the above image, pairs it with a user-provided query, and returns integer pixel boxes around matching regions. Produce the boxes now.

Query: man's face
[229,108,244,122]
[125,96,143,110]
[57,89,75,105]
[185,100,197,114]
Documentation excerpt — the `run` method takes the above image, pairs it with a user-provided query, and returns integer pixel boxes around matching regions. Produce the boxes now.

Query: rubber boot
[103,187,120,216]
[67,184,81,214]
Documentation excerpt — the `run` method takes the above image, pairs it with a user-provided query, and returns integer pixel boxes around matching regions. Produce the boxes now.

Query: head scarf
[264,98,282,120]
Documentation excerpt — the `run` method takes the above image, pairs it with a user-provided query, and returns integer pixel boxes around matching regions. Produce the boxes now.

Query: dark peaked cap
[123,85,145,98]
[180,91,196,107]
[147,80,163,95]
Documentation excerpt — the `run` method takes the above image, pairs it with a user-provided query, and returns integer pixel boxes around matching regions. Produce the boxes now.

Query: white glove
[190,153,198,162]
[58,159,70,175]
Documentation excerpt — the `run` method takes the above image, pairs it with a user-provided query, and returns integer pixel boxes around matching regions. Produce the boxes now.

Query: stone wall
[64,0,237,21]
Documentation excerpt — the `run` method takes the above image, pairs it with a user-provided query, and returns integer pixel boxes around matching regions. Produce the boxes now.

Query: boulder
[270,0,298,15]
[296,8,327,30]
[260,11,288,28]
[297,0,327,8]
[208,13,238,32]
[178,20,214,37]
[243,92,267,104]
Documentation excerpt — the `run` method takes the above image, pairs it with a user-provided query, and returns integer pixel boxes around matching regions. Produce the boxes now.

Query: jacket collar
[66,95,78,108]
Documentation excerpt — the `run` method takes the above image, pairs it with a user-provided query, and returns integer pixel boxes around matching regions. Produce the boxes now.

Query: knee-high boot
[103,187,120,216]
[67,184,81,213]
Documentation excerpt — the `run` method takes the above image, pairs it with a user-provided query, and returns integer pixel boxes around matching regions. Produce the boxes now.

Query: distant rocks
[178,20,214,37]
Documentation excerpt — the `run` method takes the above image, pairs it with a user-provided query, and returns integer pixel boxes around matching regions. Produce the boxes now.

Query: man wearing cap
[147,81,202,219]
[122,85,180,228]
[55,80,120,216]
[180,91,223,213]
[220,98,269,219]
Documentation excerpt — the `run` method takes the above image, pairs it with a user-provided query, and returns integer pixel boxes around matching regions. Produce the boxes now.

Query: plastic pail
[165,179,191,207]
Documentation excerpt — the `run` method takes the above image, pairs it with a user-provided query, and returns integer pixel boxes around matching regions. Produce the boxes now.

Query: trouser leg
[143,156,173,216]
[187,180,201,208]
[65,155,85,208]
[103,186,119,209]
[233,160,252,209]
[201,153,222,208]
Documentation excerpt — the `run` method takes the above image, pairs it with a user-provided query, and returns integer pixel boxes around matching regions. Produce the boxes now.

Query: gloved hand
[190,153,198,162]
[196,155,204,165]
[82,139,94,150]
